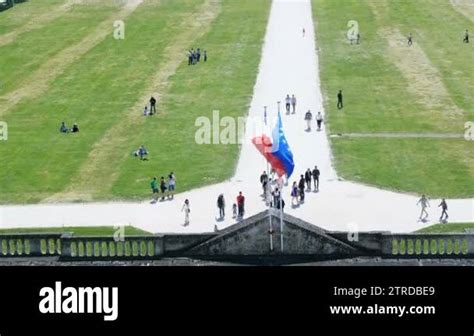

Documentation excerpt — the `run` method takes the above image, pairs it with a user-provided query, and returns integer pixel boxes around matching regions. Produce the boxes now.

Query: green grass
[416,223,474,234]
[0,0,271,204]
[312,0,474,198]
[0,226,152,236]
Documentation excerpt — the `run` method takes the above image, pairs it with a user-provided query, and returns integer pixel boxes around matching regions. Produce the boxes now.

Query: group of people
[187,48,207,65]
[150,172,176,202]
[59,121,79,134]
[417,195,449,223]
[284,94,297,114]
[290,166,320,207]
[304,110,324,131]
[216,192,246,221]
[133,145,148,160]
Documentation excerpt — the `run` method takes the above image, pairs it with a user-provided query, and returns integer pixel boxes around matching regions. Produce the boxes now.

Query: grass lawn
[0,0,271,203]
[312,0,474,197]
[416,223,474,234]
[0,226,152,236]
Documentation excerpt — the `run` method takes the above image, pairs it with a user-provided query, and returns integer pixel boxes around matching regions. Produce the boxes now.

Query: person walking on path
[305,168,312,191]
[298,175,306,203]
[232,203,237,219]
[181,199,190,226]
[285,94,291,114]
[407,32,413,46]
[304,110,313,131]
[217,194,225,219]
[237,191,245,218]
[149,96,157,115]
[160,176,167,201]
[167,172,176,199]
[337,90,343,109]
[291,94,297,114]
[463,29,469,43]
[438,199,448,222]
[316,111,324,131]
[150,177,159,202]
[291,182,299,206]
[312,165,320,191]
[417,194,430,221]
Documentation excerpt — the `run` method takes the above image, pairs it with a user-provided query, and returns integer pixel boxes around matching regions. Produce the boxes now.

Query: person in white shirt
[181,199,190,226]
[417,195,430,221]
[304,110,313,131]
[291,95,297,114]
[316,111,323,131]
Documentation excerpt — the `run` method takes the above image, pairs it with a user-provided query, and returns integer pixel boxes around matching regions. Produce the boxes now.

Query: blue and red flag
[252,112,294,178]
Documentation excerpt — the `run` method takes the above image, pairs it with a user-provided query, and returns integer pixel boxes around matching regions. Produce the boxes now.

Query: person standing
[305,168,312,191]
[149,96,157,115]
[285,94,291,114]
[160,176,167,201]
[143,106,149,116]
[203,50,208,62]
[237,191,245,218]
[463,29,469,43]
[150,177,159,202]
[407,32,413,46]
[312,165,320,191]
[272,186,281,208]
[304,110,313,131]
[196,48,201,62]
[438,199,448,222]
[217,194,225,219]
[316,111,324,131]
[167,172,176,199]
[188,50,193,65]
[337,90,343,109]
[181,199,190,226]
[291,182,299,206]
[291,94,297,114]
[232,203,237,219]
[260,171,268,196]
[298,175,306,203]
[417,194,430,221]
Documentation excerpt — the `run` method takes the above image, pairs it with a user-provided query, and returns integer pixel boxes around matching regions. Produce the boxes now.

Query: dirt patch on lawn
[43,0,221,203]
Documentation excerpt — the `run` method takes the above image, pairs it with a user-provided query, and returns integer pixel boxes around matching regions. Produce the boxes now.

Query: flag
[252,112,294,177]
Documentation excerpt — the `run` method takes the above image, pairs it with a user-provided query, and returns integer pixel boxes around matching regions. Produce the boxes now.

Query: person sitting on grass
[133,145,148,160]
[71,123,79,133]
[60,122,68,134]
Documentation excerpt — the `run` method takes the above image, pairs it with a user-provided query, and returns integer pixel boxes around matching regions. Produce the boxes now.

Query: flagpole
[279,176,284,252]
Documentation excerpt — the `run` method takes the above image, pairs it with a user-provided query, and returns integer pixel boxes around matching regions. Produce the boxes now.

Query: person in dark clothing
[276,198,285,211]
[337,90,343,109]
[237,191,245,218]
[272,187,281,208]
[149,96,156,115]
[60,122,68,133]
[438,199,448,222]
[188,50,193,65]
[305,169,312,191]
[196,48,201,62]
[312,165,320,191]
[217,194,225,219]
[407,32,413,46]
[463,29,469,43]
[203,50,208,62]
[71,123,79,133]
[260,171,268,195]
[298,175,306,202]
[160,176,167,201]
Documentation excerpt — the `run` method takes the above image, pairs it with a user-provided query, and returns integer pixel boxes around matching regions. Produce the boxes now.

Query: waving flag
[252,112,294,177]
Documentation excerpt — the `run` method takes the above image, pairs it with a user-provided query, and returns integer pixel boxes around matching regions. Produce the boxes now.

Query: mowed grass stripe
[450,0,474,23]
[109,0,271,200]
[0,0,81,47]
[0,0,205,204]
[332,138,474,198]
[46,0,221,202]
[0,0,144,119]
[0,2,119,95]
[0,0,65,36]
